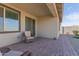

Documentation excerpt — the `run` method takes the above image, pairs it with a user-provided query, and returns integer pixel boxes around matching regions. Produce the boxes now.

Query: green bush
[73,30,79,36]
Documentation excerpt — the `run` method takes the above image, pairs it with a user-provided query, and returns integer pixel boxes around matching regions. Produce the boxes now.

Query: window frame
[0,4,21,33]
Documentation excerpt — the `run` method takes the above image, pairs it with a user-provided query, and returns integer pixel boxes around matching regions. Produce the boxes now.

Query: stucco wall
[37,16,58,39]
[63,26,79,35]
[0,4,37,47]
[0,4,59,47]
[0,33,21,47]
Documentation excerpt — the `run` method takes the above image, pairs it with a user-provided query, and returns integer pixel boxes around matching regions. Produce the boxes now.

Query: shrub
[73,30,79,36]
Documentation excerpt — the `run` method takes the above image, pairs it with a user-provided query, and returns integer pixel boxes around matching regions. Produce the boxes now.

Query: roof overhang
[3,3,63,21]
[56,3,64,23]
[7,3,53,17]
[46,3,63,23]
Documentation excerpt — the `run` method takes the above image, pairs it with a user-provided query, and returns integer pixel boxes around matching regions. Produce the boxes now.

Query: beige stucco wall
[0,4,59,47]
[0,4,37,47]
[63,26,79,35]
[37,16,59,39]
[0,33,21,47]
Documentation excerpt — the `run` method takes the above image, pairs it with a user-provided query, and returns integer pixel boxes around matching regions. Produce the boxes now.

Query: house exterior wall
[37,16,59,39]
[0,4,60,47]
[0,4,37,47]
[0,33,21,47]
[62,26,79,35]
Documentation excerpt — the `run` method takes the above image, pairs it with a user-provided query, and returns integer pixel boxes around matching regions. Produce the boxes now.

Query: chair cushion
[25,31,31,37]
[24,31,34,39]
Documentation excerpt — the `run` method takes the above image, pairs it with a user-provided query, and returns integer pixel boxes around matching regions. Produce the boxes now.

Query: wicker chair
[22,31,34,43]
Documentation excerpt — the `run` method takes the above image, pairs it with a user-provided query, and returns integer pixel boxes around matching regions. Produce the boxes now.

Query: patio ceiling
[8,3,53,17]
[6,3,63,22]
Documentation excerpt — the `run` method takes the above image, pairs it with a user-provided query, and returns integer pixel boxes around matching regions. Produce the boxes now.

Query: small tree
[73,30,79,36]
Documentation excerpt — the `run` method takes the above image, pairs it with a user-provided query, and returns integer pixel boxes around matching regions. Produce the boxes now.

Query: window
[5,9,19,31]
[0,5,20,32]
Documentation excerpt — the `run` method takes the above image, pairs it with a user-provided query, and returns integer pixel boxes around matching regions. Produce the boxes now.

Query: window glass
[5,9,19,31]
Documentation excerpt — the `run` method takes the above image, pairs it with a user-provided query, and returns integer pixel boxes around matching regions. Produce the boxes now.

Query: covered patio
[0,3,65,56]
[0,3,63,47]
